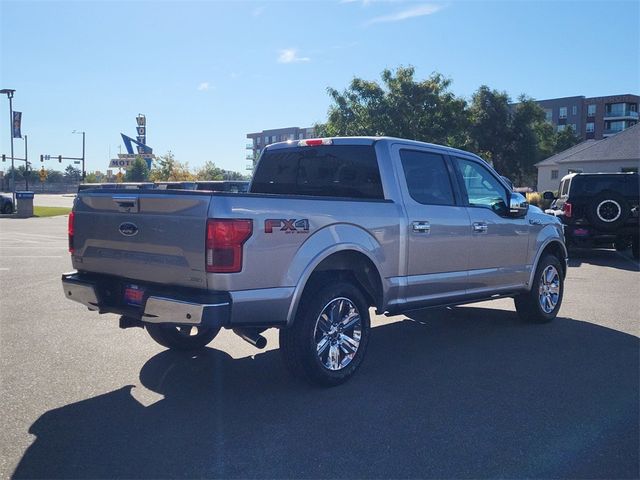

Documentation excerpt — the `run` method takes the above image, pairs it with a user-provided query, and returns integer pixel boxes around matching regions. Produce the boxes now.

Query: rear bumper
[61,272,231,328]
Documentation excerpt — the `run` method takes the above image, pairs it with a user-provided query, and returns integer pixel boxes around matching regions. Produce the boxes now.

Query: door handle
[113,196,139,213]
[412,221,431,233]
[472,222,488,234]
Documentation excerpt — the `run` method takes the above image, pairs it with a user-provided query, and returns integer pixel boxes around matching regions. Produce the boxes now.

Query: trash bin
[16,191,34,218]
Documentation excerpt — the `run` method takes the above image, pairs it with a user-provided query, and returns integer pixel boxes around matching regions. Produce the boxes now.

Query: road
[1,214,638,479]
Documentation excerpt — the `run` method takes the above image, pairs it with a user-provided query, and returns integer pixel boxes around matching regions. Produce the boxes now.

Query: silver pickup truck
[62,137,567,385]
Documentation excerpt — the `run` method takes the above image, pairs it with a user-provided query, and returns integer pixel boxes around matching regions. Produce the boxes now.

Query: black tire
[146,324,220,351]
[586,192,630,231]
[1,202,12,214]
[280,280,371,387]
[632,237,639,260]
[514,254,564,323]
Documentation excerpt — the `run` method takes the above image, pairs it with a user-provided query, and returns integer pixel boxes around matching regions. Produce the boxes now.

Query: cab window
[400,150,455,206]
[455,157,508,215]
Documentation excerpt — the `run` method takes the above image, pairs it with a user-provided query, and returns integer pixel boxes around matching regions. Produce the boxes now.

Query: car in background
[545,172,639,258]
[1,194,14,214]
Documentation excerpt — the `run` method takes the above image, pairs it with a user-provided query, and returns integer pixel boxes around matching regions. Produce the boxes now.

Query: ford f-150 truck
[62,137,567,385]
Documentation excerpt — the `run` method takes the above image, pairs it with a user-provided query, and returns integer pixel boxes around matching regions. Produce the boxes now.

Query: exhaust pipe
[233,328,267,349]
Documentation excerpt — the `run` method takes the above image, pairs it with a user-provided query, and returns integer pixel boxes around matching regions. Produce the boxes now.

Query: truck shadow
[14,308,639,479]
[568,248,639,272]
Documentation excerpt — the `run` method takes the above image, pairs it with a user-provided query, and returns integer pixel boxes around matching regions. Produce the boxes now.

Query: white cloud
[277,48,310,64]
[197,82,210,91]
[366,3,444,25]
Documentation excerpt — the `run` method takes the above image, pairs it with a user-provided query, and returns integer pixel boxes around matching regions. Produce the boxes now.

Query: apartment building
[515,93,639,140]
[246,126,315,168]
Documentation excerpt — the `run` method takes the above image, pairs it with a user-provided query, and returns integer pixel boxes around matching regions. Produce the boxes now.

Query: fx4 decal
[265,219,310,234]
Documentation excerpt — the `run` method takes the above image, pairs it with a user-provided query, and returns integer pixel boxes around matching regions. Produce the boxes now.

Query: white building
[536,124,640,192]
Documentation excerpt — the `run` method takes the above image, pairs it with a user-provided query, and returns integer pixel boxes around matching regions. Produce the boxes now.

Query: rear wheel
[280,280,370,386]
[514,254,564,323]
[1,202,12,214]
[146,324,220,351]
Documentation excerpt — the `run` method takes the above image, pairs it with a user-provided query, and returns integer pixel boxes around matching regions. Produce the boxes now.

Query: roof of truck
[264,136,483,160]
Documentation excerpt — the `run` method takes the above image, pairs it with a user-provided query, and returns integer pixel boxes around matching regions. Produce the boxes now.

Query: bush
[527,191,555,210]
[526,192,542,207]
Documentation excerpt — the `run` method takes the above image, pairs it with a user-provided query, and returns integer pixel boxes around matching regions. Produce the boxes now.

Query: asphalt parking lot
[1,213,638,479]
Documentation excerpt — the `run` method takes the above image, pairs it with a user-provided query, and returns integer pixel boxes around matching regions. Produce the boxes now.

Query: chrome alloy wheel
[313,297,362,371]
[596,199,622,223]
[538,265,560,314]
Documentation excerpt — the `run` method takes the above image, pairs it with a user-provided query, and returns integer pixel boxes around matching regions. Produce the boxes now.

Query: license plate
[124,284,144,306]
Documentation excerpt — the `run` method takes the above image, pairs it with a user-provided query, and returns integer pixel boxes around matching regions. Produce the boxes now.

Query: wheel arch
[286,247,384,326]
[528,239,568,288]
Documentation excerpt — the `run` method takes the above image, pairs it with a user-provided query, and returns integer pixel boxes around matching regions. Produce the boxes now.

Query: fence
[1,181,79,194]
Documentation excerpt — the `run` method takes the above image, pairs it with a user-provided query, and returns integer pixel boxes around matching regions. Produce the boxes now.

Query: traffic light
[1,154,5,162]
[58,155,62,163]
[40,154,44,162]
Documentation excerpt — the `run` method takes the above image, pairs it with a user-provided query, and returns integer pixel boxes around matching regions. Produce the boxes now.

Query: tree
[195,161,224,180]
[64,165,82,182]
[45,169,64,183]
[149,151,194,181]
[554,124,581,152]
[317,66,469,148]
[468,86,512,171]
[125,157,150,182]
[84,172,99,183]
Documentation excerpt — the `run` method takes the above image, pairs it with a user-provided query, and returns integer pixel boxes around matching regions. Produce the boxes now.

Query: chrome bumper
[61,272,230,327]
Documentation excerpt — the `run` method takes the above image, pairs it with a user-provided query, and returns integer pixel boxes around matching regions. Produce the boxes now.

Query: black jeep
[545,172,639,259]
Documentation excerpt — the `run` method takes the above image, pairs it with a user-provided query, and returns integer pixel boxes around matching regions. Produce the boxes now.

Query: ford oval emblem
[119,222,139,237]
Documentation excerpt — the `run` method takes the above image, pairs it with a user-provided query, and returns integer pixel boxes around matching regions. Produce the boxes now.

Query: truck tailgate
[72,191,212,289]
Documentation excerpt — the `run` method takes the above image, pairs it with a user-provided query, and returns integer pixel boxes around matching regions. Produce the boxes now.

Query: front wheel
[514,254,564,323]
[146,324,220,351]
[280,280,371,386]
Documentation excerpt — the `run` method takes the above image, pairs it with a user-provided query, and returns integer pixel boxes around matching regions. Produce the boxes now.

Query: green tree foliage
[554,124,581,152]
[319,70,585,187]
[64,165,82,182]
[125,157,150,182]
[149,151,194,181]
[84,172,99,183]
[195,161,224,180]
[317,66,469,148]
[45,169,64,183]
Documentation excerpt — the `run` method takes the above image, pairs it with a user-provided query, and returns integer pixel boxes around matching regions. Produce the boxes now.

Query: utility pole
[82,131,85,181]
[24,134,28,191]
[0,89,16,206]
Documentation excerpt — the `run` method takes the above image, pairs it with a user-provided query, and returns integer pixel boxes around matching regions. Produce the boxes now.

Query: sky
[1,0,639,175]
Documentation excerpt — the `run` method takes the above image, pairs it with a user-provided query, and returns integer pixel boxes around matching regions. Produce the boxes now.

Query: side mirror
[509,192,529,217]
[501,176,514,191]
[542,191,555,201]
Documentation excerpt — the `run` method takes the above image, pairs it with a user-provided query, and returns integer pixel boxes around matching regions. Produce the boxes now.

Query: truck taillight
[563,202,572,218]
[68,211,75,253]
[206,219,252,273]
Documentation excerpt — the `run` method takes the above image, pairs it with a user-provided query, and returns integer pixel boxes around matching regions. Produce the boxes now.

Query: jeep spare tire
[586,192,630,231]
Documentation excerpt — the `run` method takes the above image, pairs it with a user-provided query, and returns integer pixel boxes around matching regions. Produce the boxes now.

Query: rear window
[251,145,383,199]
[571,175,637,196]
[560,179,570,196]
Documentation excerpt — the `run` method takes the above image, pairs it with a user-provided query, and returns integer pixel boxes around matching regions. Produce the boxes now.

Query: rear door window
[251,145,383,199]
[400,150,455,205]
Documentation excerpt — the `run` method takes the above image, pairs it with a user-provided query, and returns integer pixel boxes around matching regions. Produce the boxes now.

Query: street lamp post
[0,88,16,206]
[72,130,86,181]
